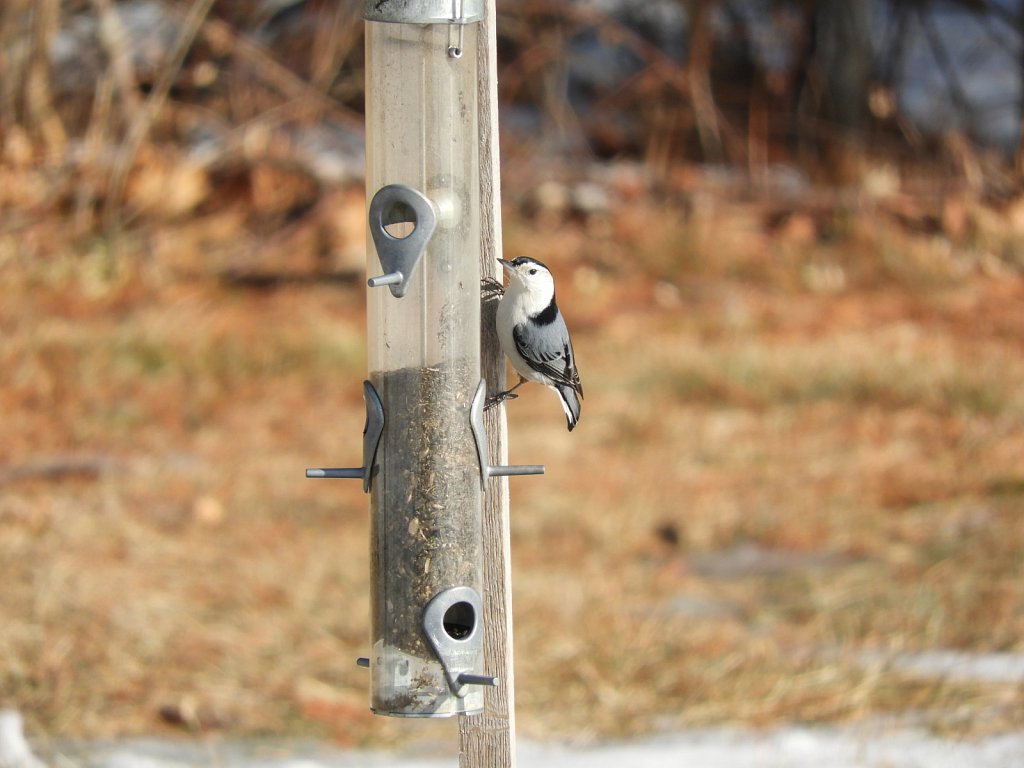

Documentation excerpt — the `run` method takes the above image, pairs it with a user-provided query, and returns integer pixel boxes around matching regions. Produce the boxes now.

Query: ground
[2,163,1024,748]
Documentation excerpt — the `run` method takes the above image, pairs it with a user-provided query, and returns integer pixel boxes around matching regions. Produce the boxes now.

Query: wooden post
[459,0,517,764]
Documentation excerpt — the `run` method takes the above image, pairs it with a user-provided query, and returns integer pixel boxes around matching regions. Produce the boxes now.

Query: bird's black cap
[501,256,550,271]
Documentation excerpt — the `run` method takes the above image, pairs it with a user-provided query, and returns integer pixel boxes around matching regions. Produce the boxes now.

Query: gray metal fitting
[422,587,486,697]
[364,0,484,24]
[367,185,438,299]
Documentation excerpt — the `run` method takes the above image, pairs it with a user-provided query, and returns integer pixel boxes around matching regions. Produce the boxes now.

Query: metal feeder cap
[364,0,485,24]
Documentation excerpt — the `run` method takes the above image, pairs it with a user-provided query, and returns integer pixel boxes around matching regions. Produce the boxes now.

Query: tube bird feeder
[364,0,487,718]
[307,0,542,722]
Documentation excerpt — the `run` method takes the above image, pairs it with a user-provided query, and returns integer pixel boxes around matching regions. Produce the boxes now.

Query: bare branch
[102,0,216,235]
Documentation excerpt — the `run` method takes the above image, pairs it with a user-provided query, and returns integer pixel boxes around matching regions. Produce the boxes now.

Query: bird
[491,256,583,431]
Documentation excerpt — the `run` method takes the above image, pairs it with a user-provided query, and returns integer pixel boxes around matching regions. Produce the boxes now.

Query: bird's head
[498,256,556,302]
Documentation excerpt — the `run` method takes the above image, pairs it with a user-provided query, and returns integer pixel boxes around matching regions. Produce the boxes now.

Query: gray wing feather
[512,319,583,397]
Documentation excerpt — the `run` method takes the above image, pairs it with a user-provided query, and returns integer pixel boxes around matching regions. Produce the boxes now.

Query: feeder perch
[306,380,384,493]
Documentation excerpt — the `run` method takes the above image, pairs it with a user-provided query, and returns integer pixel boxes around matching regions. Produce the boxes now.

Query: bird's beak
[497,258,514,272]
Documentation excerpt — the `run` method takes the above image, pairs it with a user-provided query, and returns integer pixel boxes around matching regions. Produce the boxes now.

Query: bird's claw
[481,277,505,300]
[484,391,519,411]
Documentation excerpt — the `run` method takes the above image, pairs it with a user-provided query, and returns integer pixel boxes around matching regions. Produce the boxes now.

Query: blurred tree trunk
[804,0,872,182]
[25,0,67,150]
[685,0,723,163]
[92,0,143,126]
[0,2,23,129]
[1016,3,1024,173]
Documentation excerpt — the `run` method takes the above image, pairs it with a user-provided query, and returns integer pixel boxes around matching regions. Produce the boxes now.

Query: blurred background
[2,0,1023,752]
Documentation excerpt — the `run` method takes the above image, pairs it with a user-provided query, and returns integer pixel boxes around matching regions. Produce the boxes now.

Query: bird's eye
[528,268,537,275]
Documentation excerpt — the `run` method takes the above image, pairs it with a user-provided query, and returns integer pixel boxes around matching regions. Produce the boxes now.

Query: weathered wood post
[458,0,520,763]
[308,0,529,755]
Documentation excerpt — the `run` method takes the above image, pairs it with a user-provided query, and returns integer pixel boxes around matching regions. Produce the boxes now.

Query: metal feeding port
[422,587,498,696]
[366,185,438,299]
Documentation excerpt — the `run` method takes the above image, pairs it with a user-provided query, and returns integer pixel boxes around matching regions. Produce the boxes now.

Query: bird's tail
[556,385,582,432]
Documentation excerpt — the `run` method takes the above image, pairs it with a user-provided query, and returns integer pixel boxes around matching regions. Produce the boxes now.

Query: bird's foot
[481,277,504,301]
[484,390,519,411]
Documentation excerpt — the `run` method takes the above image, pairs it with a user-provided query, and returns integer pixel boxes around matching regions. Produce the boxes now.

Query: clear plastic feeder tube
[365,17,484,717]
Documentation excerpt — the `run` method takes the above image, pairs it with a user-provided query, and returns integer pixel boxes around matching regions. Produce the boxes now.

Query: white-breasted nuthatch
[491,256,583,431]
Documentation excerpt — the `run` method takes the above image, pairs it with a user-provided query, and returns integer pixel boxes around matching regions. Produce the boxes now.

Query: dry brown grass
[2,157,1024,748]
